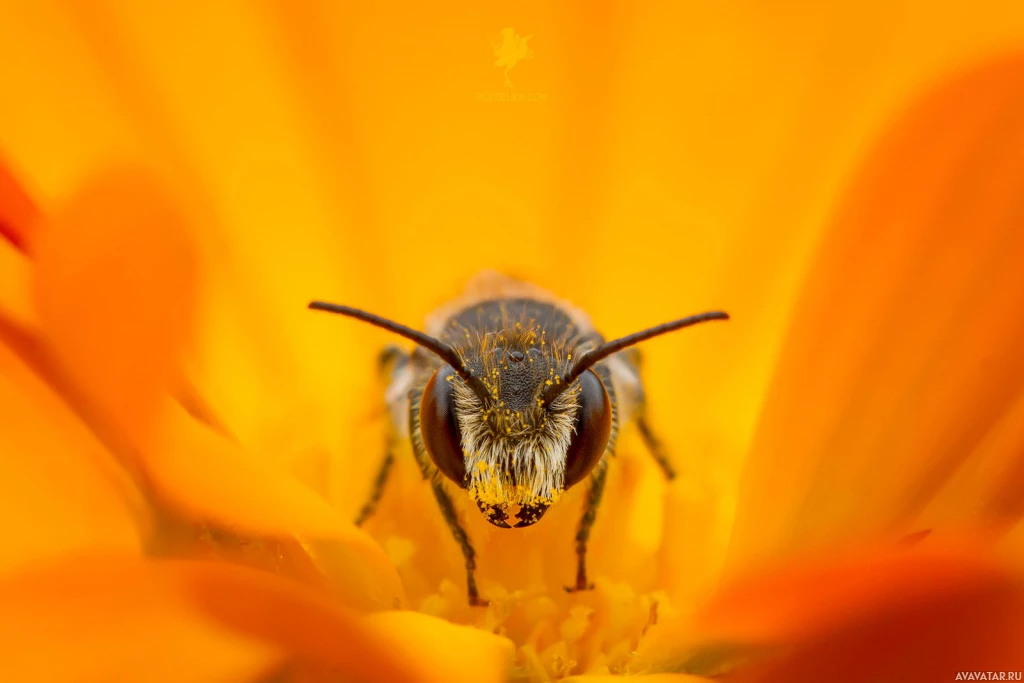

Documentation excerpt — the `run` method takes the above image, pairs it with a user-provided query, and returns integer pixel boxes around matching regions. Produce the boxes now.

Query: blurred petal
[0,156,37,253]
[699,543,1017,642]
[0,554,281,683]
[728,52,1024,568]
[0,4,142,202]
[0,236,35,333]
[146,400,404,611]
[155,519,334,596]
[67,2,376,461]
[171,559,422,681]
[921,382,1024,545]
[364,611,515,683]
[566,676,710,683]
[0,159,38,329]
[1,552,477,683]
[0,336,142,571]
[693,543,1024,681]
[657,473,735,610]
[34,167,197,448]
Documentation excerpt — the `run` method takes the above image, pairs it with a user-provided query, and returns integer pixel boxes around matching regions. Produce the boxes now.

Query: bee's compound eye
[419,365,467,487]
[563,370,612,489]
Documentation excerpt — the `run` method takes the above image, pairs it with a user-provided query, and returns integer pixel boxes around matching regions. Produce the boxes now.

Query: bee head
[308,300,728,529]
[419,339,613,528]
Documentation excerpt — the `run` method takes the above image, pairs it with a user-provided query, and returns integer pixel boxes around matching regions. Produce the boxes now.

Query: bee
[309,272,728,605]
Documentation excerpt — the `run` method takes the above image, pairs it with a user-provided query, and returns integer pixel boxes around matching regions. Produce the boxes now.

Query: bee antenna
[308,300,492,401]
[539,310,730,406]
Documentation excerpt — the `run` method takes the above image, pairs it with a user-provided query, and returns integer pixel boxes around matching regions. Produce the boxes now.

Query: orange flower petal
[0,156,37,253]
[363,611,515,683]
[34,167,197,449]
[0,5,142,203]
[170,558,424,681]
[0,337,142,571]
[728,52,1024,569]
[694,543,1024,681]
[657,472,734,609]
[146,400,405,611]
[0,553,281,683]
[566,677,712,683]
[155,520,336,597]
[2,552,488,683]
[0,236,35,333]
[72,2,379,463]
[0,160,38,329]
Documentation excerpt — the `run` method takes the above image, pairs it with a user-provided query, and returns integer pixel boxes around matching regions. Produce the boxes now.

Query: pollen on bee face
[468,478,563,508]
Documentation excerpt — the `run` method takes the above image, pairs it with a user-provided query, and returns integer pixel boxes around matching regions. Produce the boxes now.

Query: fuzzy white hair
[451,377,580,507]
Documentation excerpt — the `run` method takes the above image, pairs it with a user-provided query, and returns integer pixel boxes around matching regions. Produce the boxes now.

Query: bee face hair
[451,361,581,526]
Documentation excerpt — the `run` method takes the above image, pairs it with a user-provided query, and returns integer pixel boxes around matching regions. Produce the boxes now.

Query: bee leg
[565,465,608,593]
[637,414,676,480]
[431,481,488,607]
[354,344,407,527]
[354,447,394,527]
